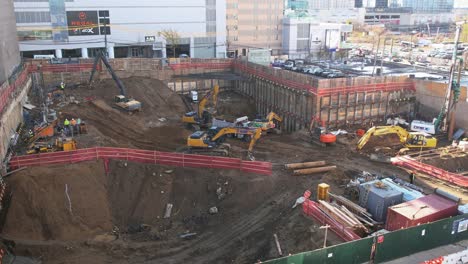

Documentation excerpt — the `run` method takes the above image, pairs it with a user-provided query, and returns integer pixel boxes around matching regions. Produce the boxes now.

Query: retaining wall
[414,80,468,132]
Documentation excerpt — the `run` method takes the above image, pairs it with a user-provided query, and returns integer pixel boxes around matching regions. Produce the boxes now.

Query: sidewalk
[381,240,468,264]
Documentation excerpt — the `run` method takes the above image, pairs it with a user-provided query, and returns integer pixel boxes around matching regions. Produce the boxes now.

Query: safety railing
[9,147,272,175]
[27,63,97,73]
[302,198,362,242]
[0,64,30,115]
[391,155,468,187]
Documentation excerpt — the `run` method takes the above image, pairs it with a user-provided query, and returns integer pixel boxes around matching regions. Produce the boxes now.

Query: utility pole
[320,225,330,248]
[104,21,108,57]
[372,37,381,76]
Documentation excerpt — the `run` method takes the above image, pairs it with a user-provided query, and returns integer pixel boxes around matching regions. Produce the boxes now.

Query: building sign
[145,36,156,42]
[67,11,99,36]
[247,49,271,66]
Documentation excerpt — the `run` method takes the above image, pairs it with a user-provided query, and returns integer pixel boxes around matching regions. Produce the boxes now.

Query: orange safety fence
[302,192,361,242]
[0,66,30,114]
[9,147,272,175]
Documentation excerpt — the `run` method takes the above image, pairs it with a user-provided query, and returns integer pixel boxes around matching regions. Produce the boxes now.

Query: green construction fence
[264,214,468,264]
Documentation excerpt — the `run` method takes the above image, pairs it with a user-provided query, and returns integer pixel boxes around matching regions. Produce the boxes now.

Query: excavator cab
[406,132,437,148]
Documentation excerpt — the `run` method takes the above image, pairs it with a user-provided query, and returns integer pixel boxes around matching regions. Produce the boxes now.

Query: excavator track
[177,144,231,157]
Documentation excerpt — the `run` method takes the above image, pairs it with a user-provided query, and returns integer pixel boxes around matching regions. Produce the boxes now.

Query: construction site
[0,53,466,264]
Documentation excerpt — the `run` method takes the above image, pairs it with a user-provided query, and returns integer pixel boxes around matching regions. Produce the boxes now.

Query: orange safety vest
[71,119,77,126]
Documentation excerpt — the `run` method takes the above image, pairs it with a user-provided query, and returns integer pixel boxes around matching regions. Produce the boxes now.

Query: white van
[190,91,198,102]
[33,54,55,59]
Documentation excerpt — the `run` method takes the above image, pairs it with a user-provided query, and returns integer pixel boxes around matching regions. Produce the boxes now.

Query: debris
[23,103,36,110]
[164,203,173,218]
[209,206,218,214]
[284,161,326,170]
[158,118,167,122]
[292,166,337,176]
[273,234,283,256]
[292,196,306,208]
[216,187,225,200]
[164,169,174,174]
[179,232,197,239]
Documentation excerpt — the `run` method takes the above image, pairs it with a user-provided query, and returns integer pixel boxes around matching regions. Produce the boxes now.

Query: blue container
[359,180,403,222]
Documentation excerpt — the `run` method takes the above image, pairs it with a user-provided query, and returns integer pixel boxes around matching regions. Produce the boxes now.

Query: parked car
[272,60,284,68]
[292,59,305,71]
[284,60,294,70]
[313,67,325,76]
[392,58,403,62]
[327,71,345,78]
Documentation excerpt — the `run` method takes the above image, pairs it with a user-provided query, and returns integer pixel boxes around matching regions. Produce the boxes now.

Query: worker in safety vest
[60,82,65,90]
[64,118,70,136]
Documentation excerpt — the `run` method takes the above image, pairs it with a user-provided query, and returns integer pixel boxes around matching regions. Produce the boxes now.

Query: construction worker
[70,118,77,135]
[409,172,415,184]
[64,118,70,136]
[76,118,82,134]
[60,82,65,90]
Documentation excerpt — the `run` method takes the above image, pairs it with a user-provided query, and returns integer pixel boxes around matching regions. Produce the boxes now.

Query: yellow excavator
[185,127,262,160]
[182,85,219,129]
[357,126,437,151]
[248,112,282,132]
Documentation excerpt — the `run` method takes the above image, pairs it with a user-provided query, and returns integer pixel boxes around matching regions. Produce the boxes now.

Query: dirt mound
[3,161,112,241]
[423,155,468,173]
[87,77,186,119]
[360,133,402,153]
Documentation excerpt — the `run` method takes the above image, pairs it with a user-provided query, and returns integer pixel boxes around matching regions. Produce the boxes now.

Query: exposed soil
[4,76,468,263]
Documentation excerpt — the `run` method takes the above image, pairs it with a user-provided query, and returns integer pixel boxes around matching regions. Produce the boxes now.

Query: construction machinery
[248,112,282,132]
[89,51,142,112]
[182,85,220,129]
[410,22,464,139]
[308,117,337,147]
[27,137,76,154]
[357,126,437,151]
[184,127,262,160]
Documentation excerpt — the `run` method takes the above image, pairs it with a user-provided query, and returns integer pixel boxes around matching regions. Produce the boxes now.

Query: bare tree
[159,29,180,58]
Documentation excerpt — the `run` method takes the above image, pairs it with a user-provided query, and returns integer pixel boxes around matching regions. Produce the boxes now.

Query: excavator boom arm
[357,126,409,150]
[89,51,127,96]
[266,112,283,122]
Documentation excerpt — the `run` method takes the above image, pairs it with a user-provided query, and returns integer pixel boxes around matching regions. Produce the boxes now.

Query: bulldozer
[357,126,437,151]
[89,51,142,112]
[183,127,262,160]
[182,85,219,130]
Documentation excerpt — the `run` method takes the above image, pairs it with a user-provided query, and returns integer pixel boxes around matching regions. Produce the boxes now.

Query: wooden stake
[273,233,283,256]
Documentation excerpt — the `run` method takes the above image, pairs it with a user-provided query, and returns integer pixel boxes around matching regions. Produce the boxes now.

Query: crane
[182,85,219,129]
[412,22,464,138]
[185,127,263,160]
[89,50,141,112]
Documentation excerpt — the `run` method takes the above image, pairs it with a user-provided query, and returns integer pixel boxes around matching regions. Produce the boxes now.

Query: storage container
[359,180,403,222]
[317,183,329,201]
[386,194,458,231]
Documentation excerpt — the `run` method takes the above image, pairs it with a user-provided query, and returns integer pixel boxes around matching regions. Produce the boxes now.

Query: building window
[15,11,51,23]
[131,48,141,57]
[17,30,52,40]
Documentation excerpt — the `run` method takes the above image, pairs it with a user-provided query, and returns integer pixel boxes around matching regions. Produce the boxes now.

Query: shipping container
[386,194,458,231]
[359,180,403,222]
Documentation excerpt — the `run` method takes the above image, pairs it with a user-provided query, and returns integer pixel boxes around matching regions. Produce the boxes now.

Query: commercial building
[14,0,227,59]
[282,17,353,59]
[390,0,454,12]
[226,0,283,57]
[285,0,360,23]
[359,7,454,28]
[1,0,21,84]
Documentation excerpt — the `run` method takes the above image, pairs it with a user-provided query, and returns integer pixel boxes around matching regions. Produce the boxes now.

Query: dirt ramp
[3,161,112,241]
[88,77,186,119]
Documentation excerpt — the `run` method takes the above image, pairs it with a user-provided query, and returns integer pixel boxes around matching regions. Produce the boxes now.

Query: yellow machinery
[357,126,437,150]
[182,85,219,129]
[248,112,282,131]
[55,138,77,151]
[27,137,77,154]
[185,127,262,160]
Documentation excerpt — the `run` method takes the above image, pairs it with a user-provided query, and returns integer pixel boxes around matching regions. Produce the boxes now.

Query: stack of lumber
[285,161,336,176]
[328,192,378,226]
[317,200,369,234]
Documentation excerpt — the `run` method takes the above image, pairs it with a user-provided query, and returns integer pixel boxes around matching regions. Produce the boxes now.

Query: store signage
[145,36,156,42]
[67,11,99,36]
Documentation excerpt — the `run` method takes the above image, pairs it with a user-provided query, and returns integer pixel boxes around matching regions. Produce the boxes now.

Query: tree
[159,29,180,58]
